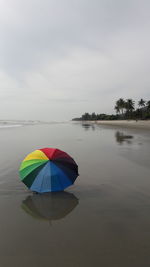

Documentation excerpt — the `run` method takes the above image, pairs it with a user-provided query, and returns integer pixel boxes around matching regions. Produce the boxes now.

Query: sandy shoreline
[81,120,150,130]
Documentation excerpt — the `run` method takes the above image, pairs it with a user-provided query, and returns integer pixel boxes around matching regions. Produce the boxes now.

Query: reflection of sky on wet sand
[113,129,150,170]
[0,122,150,266]
[22,192,79,223]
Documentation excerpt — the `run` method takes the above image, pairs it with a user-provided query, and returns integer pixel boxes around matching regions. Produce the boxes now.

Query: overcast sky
[0,0,150,121]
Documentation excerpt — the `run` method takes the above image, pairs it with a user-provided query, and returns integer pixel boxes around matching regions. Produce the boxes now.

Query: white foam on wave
[0,124,22,128]
[0,120,66,129]
[0,120,39,128]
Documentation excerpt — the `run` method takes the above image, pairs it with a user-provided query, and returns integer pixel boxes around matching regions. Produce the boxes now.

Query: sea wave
[0,124,22,128]
[0,120,41,128]
[0,120,67,128]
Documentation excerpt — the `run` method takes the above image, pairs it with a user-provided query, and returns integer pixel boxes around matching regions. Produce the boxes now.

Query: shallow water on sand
[0,122,150,267]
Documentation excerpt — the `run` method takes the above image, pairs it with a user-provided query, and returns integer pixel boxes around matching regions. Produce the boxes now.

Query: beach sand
[0,122,150,267]
[84,120,150,130]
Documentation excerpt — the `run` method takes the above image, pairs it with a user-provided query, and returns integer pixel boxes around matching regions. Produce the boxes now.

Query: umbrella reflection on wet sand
[22,192,79,223]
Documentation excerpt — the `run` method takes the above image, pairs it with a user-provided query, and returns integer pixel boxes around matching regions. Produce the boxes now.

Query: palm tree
[146,101,150,119]
[138,98,146,108]
[114,105,120,114]
[138,99,146,119]
[147,100,150,110]
[125,99,135,119]
[115,98,125,116]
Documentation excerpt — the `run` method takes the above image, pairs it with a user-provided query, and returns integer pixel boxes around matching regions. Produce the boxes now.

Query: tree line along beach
[72,98,150,130]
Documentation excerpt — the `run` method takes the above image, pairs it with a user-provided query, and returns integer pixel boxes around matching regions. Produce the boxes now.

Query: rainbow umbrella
[19,148,79,193]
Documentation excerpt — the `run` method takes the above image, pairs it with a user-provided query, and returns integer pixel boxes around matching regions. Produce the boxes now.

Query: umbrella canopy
[19,148,79,193]
[22,192,79,222]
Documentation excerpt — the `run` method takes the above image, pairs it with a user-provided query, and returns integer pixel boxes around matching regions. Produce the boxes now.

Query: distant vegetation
[72,98,150,121]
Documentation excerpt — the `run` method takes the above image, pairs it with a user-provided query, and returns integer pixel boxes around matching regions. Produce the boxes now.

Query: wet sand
[0,122,150,267]
[83,120,150,130]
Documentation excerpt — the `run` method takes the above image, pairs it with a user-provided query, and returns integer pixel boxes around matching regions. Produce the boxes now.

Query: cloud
[0,0,150,120]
